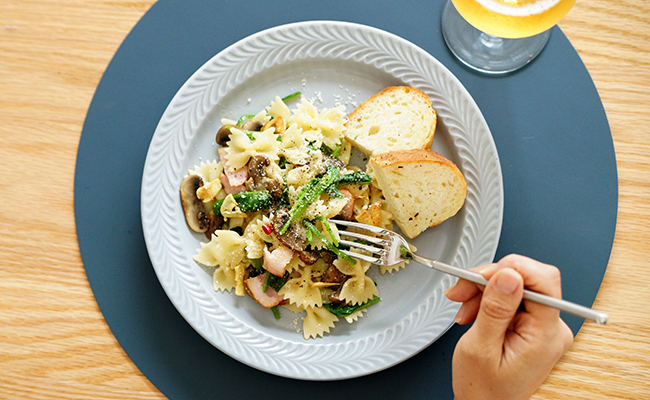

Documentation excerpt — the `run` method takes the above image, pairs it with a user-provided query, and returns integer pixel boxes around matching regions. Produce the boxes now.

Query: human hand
[446,254,574,400]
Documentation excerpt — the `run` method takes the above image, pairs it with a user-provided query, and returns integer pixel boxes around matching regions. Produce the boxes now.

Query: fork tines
[329,219,389,264]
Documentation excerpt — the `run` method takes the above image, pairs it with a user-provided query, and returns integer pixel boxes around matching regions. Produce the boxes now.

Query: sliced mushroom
[320,263,349,284]
[203,211,224,239]
[272,207,307,251]
[262,178,284,201]
[297,250,319,265]
[335,188,355,221]
[216,125,232,146]
[241,119,264,132]
[180,175,209,233]
[247,155,284,200]
[248,155,270,182]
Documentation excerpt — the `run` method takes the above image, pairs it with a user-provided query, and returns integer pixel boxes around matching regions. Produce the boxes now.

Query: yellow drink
[450,0,576,39]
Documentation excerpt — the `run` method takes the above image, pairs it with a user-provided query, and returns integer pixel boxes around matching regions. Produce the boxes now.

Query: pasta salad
[180,93,402,339]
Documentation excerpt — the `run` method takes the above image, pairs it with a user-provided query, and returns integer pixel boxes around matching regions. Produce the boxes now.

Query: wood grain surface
[1,0,648,399]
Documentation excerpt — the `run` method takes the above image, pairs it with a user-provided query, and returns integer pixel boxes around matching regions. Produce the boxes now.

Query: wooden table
[1,1,648,398]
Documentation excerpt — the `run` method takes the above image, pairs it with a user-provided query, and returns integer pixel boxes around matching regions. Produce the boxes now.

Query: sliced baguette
[344,86,437,156]
[369,149,466,239]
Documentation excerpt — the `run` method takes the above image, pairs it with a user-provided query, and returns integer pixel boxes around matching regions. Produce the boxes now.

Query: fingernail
[443,284,455,297]
[478,263,498,277]
[493,268,521,294]
[453,308,463,323]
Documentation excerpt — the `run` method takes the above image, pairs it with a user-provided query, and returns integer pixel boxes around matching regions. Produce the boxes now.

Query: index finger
[444,263,493,302]
[481,254,563,323]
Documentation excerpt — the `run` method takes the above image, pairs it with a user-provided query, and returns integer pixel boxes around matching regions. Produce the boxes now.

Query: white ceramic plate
[141,21,503,380]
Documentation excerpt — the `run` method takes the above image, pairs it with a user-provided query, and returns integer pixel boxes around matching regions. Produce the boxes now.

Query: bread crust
[348,86,434,121]
[370,148,458,169]
[369,149,466,238]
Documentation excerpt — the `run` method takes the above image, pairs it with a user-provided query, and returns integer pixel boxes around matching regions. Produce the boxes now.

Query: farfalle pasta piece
[280,301,305,314]
[212,264,245,296]
[302,196,349,222]
[267,96,291,120]
[279,123,314,166]
[212,265,236,293]
[290,99,346,150]
[286,163,324,187]
[334,258,379,306]
[283,255,304,274]
[344,309,367,324]
[190,159,222,181]
[225,128,279,170]
[278,263,323,309]
[193,230,246,268]
[302,305,338,340]
[251,109,272,124]
[379,263,406,275]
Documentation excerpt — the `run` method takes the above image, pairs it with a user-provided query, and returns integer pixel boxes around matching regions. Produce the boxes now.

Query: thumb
[472,268,523,345]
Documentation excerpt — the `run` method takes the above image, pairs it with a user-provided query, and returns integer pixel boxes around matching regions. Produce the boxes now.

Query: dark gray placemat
[74,0,617,398]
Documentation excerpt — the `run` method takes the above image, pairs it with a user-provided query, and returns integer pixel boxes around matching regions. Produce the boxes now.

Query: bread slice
[369,149,466,239]
[344,86,437,156]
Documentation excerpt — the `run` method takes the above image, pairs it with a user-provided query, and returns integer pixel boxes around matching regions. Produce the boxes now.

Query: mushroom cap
[180,174,209,233]
[215,125,232,146]
[241,119,264,132]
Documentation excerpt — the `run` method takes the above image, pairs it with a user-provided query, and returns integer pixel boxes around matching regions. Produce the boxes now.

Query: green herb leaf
[322,171,372,199]
[241,129,257,141]
[271,306,281,319]
[302,219,355,264]
[262,271,270,293]
[279,165,340,235]
[333,171,372,187]
[236,114,257,126]
[315,216,338,247]
[263,270,290,293]
[320,138,343,158]
[251,258,264,274]
[399,245,414,260]
[323,297,380,317]
[278,155,287,169]
[225,125,258,141]
[212,190,273,216]
[281,91,301,102]
[268,270,290,292]
[325,185,344,199]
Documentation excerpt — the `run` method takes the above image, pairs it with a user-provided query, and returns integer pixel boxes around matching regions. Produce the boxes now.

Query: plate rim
[140,20,503,380]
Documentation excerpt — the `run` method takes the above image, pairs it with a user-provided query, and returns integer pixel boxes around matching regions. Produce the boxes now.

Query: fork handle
[413,255,609,324]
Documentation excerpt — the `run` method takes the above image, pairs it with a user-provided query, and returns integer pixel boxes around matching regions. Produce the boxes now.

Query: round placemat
[74,0,617,399]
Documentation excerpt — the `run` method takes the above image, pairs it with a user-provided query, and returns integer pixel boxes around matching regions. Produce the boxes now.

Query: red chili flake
[262,223,273,235]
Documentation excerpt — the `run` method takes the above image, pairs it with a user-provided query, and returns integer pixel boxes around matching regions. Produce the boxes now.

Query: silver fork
[330,219,609,324]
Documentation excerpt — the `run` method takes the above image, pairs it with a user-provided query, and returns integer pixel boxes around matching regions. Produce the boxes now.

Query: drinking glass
[442,0,576,74]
